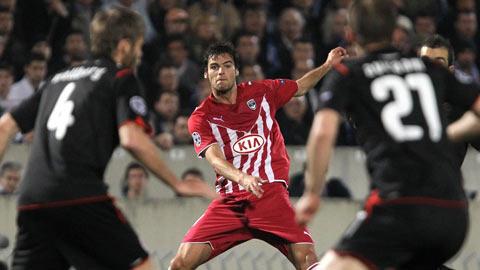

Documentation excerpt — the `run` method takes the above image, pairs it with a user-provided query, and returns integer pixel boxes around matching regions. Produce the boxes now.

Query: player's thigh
[61,201,149,270]
[11,210,69,270]
[170,243,212,269]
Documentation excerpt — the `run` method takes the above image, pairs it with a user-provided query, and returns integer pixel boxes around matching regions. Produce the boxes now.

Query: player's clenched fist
[295,192,321,226]
[238,173,267,198]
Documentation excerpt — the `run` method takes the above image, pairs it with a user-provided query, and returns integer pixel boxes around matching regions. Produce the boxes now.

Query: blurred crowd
[0,0,478,148]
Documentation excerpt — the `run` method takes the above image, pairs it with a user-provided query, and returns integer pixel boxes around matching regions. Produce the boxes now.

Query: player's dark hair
[348,0,397,46]
[420,34,454,65]
[202,41,239,70]
[90,6,145,58]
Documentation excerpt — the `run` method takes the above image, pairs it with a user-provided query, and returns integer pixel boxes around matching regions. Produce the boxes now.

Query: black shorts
[11,199,148,270]
[334,197,468,270]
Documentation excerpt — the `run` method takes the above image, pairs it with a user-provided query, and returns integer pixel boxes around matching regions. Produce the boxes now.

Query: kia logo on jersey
[247,99,256,110]
[233,134,265,154]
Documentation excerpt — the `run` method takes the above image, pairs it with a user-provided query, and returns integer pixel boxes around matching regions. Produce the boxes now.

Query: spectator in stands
[192,78,210,104]
[189,14,221,64]
[239,4,269,67]
[154,62,194,112]
[178,167,209,197]
[69,0,103,46]
[412,11,437,46]
[50,30,89,73]
[165,35,201,95]
[0,62,13,113]
[140,7,191,101]
[188,0,241,40]
[7,53,47,109]
[152,91,179,150]
[319,7,348,59]
[277,96,311,145]
[453,10,478,44]
[147,0,178,36]
[121,162,152,203]
[0,161,21,195]
[0,5,26,80]
[392,16,415,55]
[102,0,156,41]
[172,115,192,145]
[266,8,306,77]
[235,31,260,66]
[31,39,52,63]
[454,39,480,84]
[181,167,205,183]
[239,63,264,83]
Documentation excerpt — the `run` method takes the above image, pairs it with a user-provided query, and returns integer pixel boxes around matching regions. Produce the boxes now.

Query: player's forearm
[0,113,20,162]
[295,63,332,97]
[208,155,244,184]
[119,123,181,191]
[304,110,339,194]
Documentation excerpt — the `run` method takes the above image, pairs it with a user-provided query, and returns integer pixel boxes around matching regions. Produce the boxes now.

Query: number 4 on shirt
[47,82,76,140]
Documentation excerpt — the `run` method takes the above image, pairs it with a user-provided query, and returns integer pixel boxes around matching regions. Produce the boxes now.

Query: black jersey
[10,58,151,207]
[319,48,480,200]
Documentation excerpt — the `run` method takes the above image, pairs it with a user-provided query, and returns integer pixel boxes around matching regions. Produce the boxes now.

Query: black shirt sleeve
[10,86,44,133]
[317,63,352,113]
[114,69,152,134]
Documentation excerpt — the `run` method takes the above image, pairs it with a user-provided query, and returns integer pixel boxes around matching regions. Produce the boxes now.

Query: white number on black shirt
[47,82,76,140]
[371,73,441,142]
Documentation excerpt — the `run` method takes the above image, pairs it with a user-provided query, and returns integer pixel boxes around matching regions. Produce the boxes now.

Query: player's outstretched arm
[296,109,340,225]
[295,47,348,97]
[205,144,266,198]
[447,98,480,142]
[119,122,218,200]
[0,113,20,162]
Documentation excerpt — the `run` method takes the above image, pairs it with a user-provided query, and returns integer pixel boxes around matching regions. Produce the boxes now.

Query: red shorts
[182,183,314,259]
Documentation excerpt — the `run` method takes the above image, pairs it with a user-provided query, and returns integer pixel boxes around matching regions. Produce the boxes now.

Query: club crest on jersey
[233,134,265,155]
[246,99,256,110]
[192,132,201,146]
[129,96,147,116]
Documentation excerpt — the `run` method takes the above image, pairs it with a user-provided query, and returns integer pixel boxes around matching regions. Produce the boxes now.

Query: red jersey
[188,79,298,196]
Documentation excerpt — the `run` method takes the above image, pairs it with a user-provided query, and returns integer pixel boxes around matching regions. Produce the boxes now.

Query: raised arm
[204,144,266,198]
[119,122,218,200]
[295,47,347,97]
[0,113,20,161]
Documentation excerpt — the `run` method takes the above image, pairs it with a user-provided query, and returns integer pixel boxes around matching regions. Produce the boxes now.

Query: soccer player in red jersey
[169,42,347,270]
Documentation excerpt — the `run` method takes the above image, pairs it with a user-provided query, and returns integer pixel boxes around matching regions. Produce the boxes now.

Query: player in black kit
[0,6,216,270]
[419,34,480,170]
[295,0,480,269]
